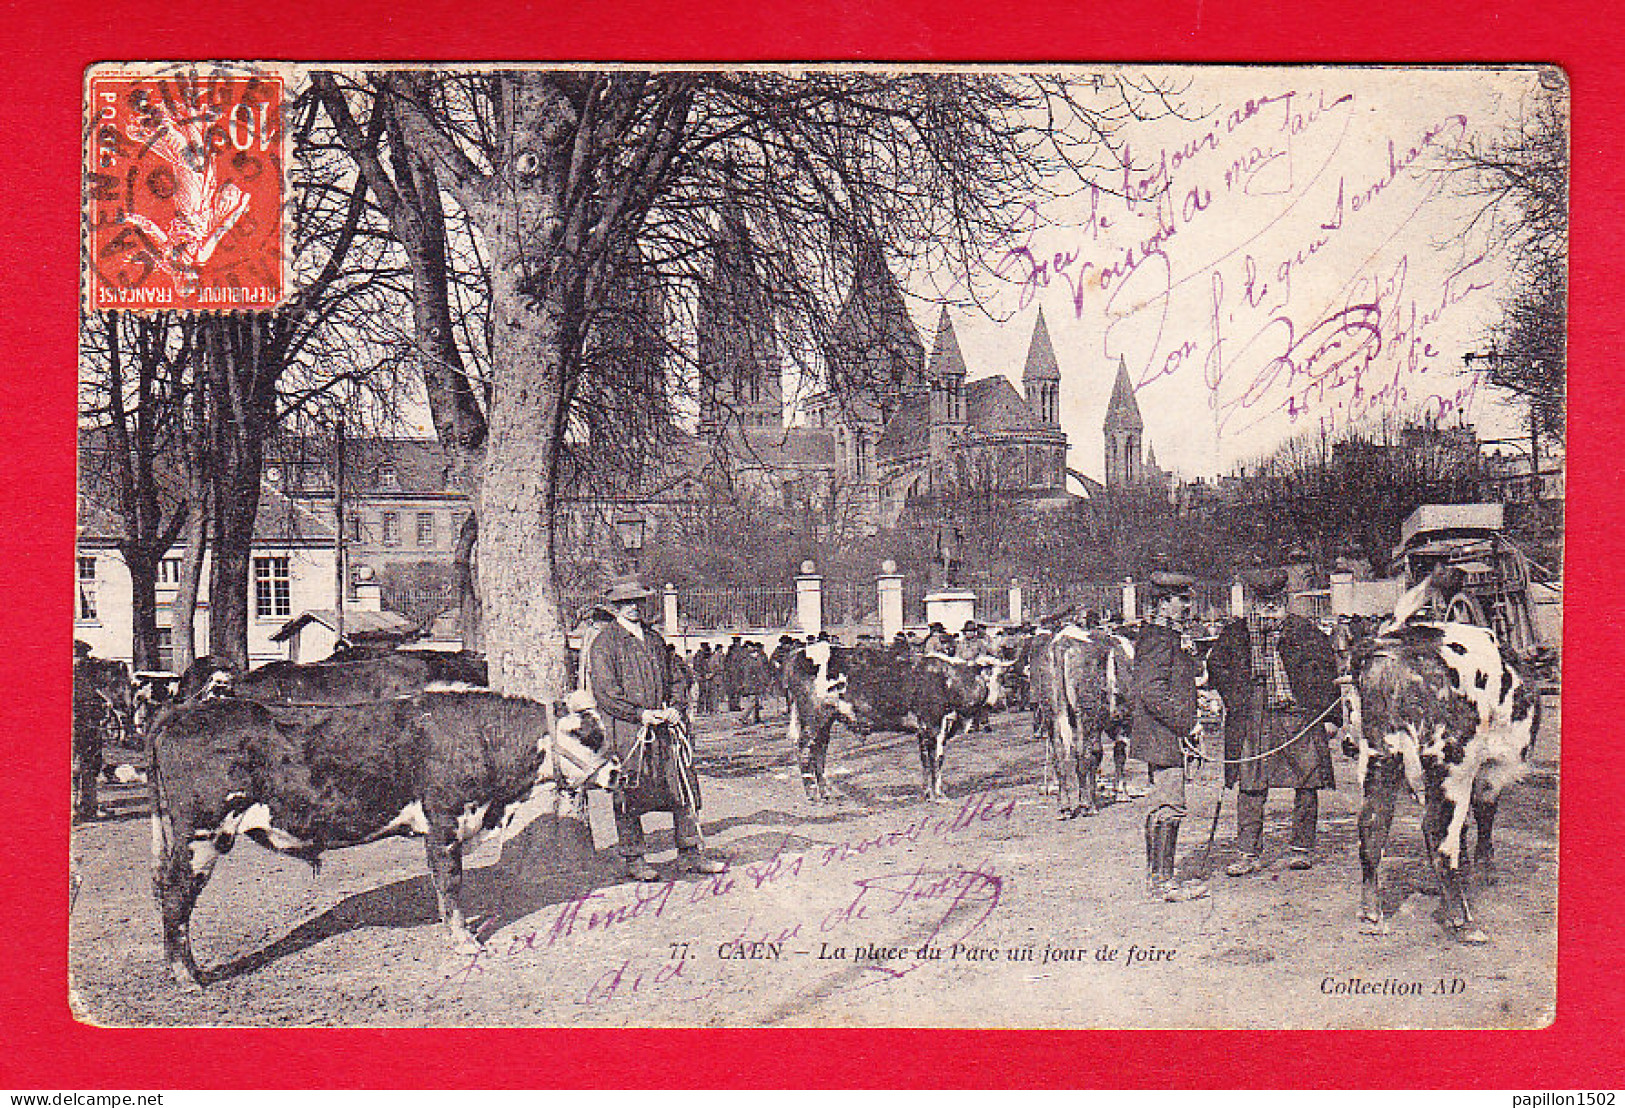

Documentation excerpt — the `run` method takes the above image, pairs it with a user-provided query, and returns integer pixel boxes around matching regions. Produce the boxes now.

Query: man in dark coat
[770,634,798,681]
[736,641,772,725]
[73,645,132,824]
[722,635,744,712]
[666,643,696,732]
[692,643,717,715]
[1129,572,1208,902]
[1206,568,1341,874]
[586,576,726,881]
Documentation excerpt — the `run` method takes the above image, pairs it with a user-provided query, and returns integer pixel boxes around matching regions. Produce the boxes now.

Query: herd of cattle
[71,591,1544,989]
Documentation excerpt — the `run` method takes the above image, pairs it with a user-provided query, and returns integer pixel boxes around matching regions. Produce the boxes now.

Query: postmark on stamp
[85,64,286,311]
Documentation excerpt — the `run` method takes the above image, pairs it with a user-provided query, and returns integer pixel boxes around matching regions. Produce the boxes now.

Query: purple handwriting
[988,94,1486,441]
[824,863,1004,989]
[435,790,1019,993]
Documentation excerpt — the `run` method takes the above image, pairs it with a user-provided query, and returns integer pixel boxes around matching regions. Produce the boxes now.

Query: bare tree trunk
[172,501,207,670]
[203,317,273,671]
[126,553,161,671]
[453,512,482,653]
[462,73,580,700]
[478,288,569,699]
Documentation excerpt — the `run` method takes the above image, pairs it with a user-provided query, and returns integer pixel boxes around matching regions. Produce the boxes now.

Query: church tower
[1103,354,1144,489]
[697,196,780,436]
[926,308,968,480]
[1021,307,1061,427]
[822,237,925,487]
[826,236,926,424]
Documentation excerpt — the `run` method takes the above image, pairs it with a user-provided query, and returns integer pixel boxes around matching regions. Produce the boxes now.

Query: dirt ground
[67,693,1559,1029]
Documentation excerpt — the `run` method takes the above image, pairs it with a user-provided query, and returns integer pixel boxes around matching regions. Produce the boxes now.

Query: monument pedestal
[923,590,977,633]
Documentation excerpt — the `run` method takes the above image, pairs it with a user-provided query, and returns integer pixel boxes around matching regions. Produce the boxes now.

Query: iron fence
[963,577,1014,625]
[1022,579,1124,623]
[678,586,797,633]
[381,584,457,626]
[1189,581,1233,624]
[822,580,877,629]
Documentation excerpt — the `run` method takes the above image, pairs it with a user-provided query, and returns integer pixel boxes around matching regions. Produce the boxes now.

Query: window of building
[381,512,399,546]
[253,555,291,619]
[157,627,174,672]
[157,556,181,585]
[416,512,435,547]
[348,513,364,543]
[76,556,97,622]
[855,433,871,480]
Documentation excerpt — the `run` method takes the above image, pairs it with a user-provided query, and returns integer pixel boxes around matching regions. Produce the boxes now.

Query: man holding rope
[586,575,727,882]
[1132,572,1209,903]
[1206,567,1342,875]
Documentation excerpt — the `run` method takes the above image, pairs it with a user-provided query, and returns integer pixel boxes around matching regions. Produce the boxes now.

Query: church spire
[927,307,969,385]
[1022,308,1061,382]
[1022,308,1061,426]
[1103,354,1144,489]
[1103,354,1143,433]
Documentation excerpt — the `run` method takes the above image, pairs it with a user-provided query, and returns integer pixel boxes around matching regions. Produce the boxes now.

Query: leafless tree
[1450,72,1567,438]
[310,67,1176,698]
[77,313,197,670]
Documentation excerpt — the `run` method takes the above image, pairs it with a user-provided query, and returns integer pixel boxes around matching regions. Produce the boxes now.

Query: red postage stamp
[85,66,285,310]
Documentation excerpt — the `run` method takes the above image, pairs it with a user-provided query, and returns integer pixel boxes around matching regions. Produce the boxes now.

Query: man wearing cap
[722,635,744,713]
[586,575,726,880]
[1130,572,1209,902]
[1206,567,1341,874]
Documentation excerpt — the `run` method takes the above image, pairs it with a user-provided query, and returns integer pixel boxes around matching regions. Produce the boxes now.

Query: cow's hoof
[1055,807,1073,821]
[1075,806,1098,819]
[169,962,204,992]
[1358,912,1389,936]
[1447,921,1489,944]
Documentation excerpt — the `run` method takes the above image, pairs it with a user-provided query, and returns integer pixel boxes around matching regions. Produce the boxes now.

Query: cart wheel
[1444,592,1489,627]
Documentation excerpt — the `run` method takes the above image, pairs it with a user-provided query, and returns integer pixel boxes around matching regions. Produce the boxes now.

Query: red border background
[3,0,1620,1087]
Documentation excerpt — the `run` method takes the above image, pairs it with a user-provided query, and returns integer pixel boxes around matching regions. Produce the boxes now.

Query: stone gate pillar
[795,560,823,636]
[664,583,680,636]
[877,560,905,641]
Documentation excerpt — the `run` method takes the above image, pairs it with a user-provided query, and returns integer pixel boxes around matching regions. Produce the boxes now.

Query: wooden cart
[1395,503,1550,664]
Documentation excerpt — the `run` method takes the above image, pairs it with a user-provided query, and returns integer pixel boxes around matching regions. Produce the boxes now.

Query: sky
[887,65,1553,483]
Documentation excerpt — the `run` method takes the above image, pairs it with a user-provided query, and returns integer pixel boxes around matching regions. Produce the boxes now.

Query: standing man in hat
[722,635,745,713]
[1206,567,1341,874]
[1130,572,1209,901]
[586,575,726,881]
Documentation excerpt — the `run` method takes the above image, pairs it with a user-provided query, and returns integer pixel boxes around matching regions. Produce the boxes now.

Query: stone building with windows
[74,444,337,668]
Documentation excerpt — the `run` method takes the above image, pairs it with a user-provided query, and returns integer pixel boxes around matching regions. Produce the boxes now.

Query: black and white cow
[1349,620,1541,943]
[1039,626,1135,818]
[148,690,612,988]
[784,642,1011,803]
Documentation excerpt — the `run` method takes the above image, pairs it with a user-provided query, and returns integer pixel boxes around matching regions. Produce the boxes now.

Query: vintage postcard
[70,62,1564,1029]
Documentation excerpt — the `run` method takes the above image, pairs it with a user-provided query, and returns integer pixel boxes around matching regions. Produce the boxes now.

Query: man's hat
[1145,571,1196,600]
[601,574,653,604]
[1243,567,1290,597]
